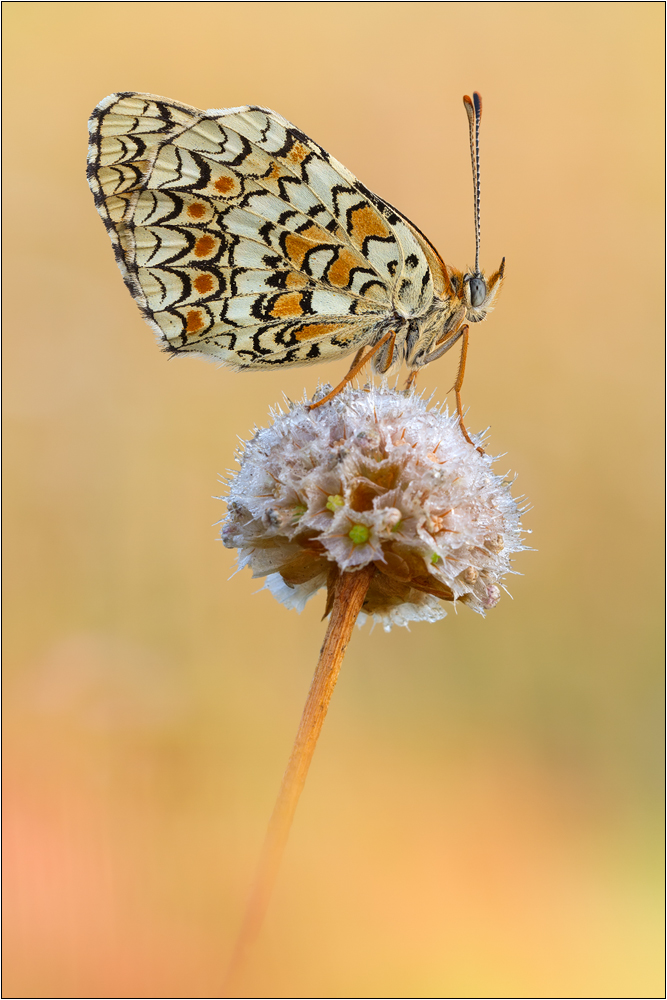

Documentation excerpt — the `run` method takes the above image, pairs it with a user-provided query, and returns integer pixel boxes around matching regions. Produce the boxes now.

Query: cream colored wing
[88,92,441,369]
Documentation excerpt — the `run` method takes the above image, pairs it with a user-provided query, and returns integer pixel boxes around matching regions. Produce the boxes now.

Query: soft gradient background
[3,3,664,997]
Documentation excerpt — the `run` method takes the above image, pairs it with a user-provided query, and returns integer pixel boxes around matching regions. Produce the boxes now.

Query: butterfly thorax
[370,258,506,376]
[368,295,460,376]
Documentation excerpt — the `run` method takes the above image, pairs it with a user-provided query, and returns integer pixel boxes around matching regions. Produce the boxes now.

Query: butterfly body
[88,92,504,385]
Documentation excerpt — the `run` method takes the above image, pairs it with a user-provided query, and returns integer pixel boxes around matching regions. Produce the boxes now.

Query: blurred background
[3,3,663,997]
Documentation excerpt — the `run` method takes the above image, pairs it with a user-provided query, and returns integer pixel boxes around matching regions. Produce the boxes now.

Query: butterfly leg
[348,345,365,370]
[453,326,484,455]
[403,370,419,393]
[308,330,395,410]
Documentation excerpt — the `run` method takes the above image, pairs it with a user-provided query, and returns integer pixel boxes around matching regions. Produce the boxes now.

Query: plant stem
[223,565,375,994]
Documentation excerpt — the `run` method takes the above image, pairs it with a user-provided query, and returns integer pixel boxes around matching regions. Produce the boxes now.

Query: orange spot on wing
[194,235,216,257]
[349,205,391,245]
[187,202,206,219]
[271,292,304,318]
[185,310,205,334]
[284,225,336,267]
[193,274,214,294]
[301,223,331,242]
[214,176,234,194]
[286,142,310,165]
[327,248,362,287]
[285,271,308,290]
[294,323,342,341]
[283,233,312,268]
[265,162,282,181]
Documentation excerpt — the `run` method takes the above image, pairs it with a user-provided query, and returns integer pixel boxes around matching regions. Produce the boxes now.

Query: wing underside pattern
[88,93,439,368]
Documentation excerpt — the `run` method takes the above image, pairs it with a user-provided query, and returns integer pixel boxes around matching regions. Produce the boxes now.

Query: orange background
[3,3,664,997]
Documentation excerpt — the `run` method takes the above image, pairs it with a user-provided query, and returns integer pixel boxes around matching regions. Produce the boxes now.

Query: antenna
[463,92,482,275]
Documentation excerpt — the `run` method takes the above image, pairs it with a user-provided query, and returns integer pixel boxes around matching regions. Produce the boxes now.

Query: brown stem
[222,565,375,994]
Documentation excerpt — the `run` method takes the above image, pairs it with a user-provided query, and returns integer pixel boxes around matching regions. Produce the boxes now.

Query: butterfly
[87,91,504,448]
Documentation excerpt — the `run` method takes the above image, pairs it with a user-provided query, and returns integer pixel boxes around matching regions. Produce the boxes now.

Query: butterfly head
[461,257,505,323]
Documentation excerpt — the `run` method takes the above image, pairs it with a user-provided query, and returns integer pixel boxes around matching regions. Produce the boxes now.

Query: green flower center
[348,524,370,545]
[326,494,345,513]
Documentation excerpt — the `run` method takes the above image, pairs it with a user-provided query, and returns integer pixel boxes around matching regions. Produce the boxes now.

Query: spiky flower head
[222,386,527,631]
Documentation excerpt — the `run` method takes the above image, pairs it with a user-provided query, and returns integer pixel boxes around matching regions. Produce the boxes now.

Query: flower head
[222,385,527,630]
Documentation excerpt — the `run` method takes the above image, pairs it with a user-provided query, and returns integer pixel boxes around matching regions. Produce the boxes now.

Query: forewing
[88,93,438,368]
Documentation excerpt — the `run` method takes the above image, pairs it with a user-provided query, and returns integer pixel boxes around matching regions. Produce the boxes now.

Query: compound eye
[469,276,487,308]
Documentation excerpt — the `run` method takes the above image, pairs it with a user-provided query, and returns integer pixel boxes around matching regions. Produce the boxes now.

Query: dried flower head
[222,385,527,630]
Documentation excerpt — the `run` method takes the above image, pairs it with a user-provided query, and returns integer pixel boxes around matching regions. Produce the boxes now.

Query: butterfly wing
[88,93,443,369]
